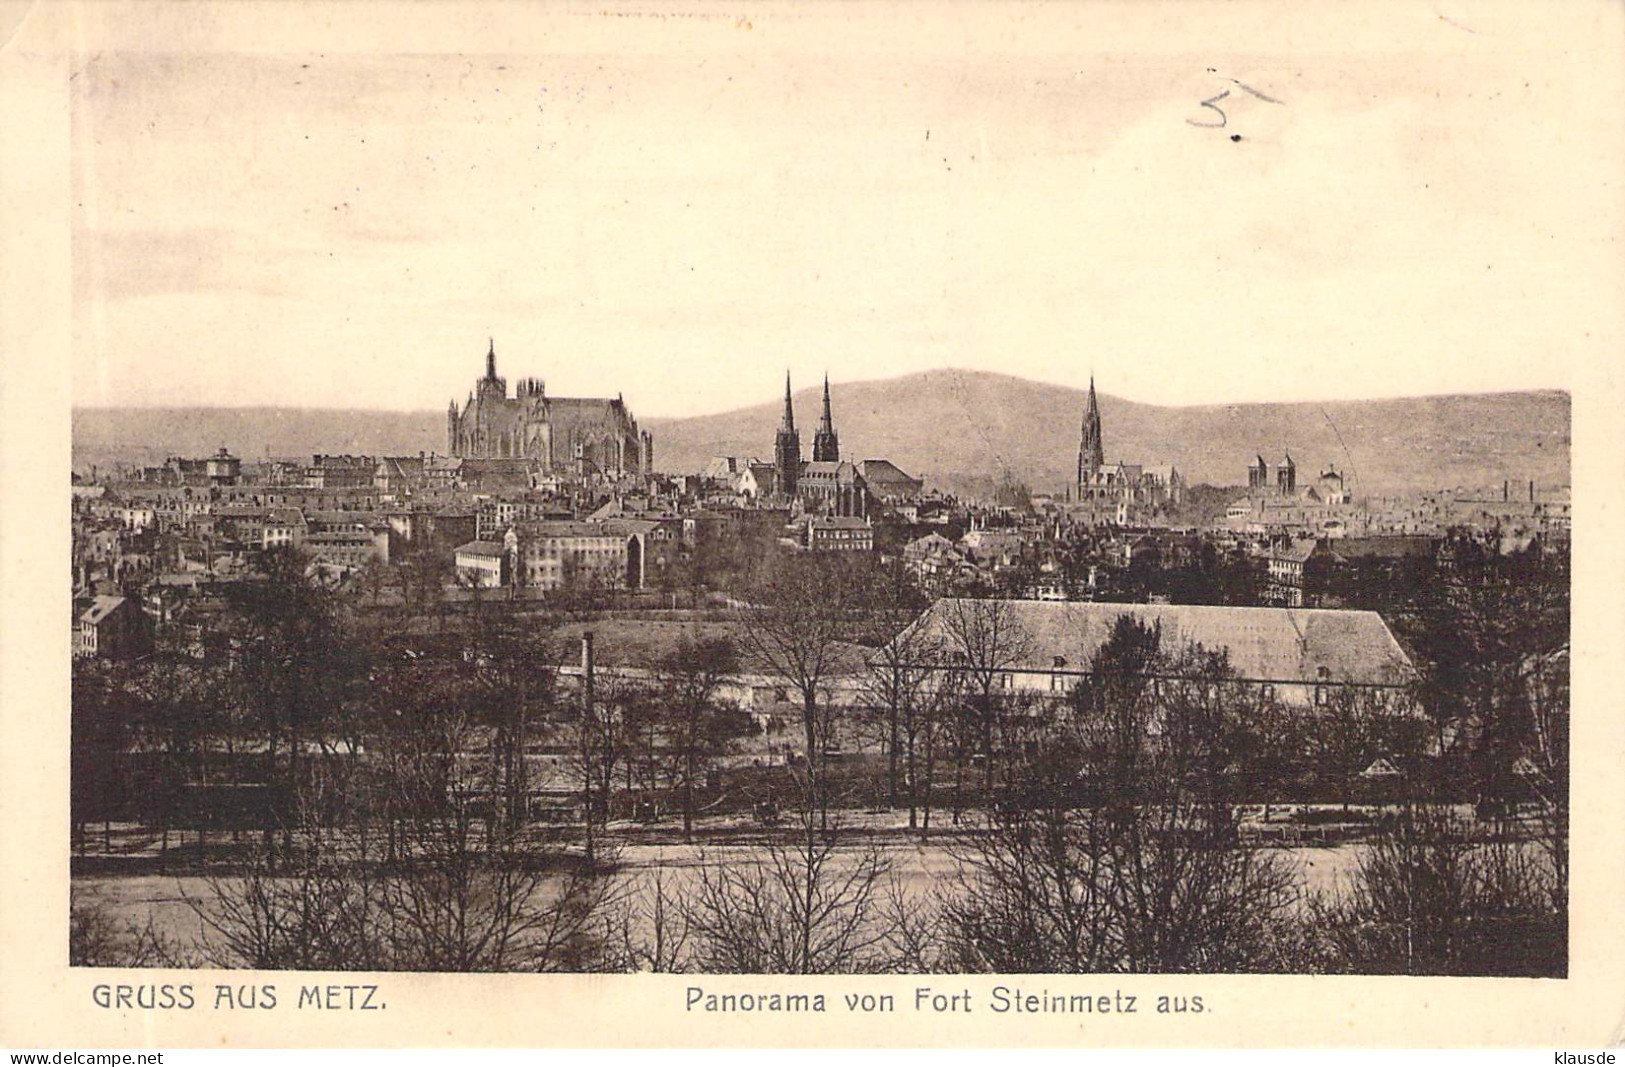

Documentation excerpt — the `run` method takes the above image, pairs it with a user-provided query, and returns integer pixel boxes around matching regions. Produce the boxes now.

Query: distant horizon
[69,366,1574,422]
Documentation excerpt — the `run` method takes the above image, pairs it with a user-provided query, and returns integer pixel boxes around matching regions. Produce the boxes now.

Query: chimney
[1529,480,1535,503]
[580,632,596,710]
[1502,480,1508,503]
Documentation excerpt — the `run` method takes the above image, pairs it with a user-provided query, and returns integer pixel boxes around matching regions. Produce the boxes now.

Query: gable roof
[81,596,128,625]
[859,459,922,486]
[1272,539,1319,564]
[904,598,1416,686]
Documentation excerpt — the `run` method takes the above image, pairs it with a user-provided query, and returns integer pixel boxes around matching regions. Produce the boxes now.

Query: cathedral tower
[1077,376,1104,489]
[774,371,802,500]
[477,338,506,404]
[812,373,840,462]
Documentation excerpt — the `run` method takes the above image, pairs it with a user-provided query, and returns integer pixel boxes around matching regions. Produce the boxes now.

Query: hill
[644,370,1570,496]
[73,371,1570,495]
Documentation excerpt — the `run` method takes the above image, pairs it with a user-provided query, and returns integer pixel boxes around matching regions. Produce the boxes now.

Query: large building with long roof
[901,598,1417,709]
[446,339,652,480]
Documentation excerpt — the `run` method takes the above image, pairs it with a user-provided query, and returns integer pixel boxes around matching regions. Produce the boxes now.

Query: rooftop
[904,598,1416,686]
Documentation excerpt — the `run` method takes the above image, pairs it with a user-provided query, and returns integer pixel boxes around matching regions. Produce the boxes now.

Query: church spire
[812,372,840,462]
[774,370,802,500]
[485,338,497,381]
[1078,375,1104,486]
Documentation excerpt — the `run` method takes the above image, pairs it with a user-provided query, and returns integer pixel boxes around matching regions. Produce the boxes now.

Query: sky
[68,4,1622,418]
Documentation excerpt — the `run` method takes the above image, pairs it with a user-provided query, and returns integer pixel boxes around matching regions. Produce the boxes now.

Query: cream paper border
[2,0,1621,1048]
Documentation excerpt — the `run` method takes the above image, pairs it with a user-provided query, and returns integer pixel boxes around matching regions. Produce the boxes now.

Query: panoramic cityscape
[70,339,1570,976]
[55,36,1583,985]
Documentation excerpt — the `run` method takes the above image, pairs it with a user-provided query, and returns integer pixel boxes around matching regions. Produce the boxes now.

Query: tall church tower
[1077,376,1104,489]
[812,374,840,462]
[478,338,506,403]
[774,371,802,500]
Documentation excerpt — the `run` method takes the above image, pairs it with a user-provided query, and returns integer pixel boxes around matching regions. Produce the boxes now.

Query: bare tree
[398,544,452,631]
[71,658,135,854]
[655,634,749,841]
[860,564,937,815]
[220,547,354,866]
[609,862,693,973]
[1524,644,1569,916]
[71,890,197,968]
[190,650,624,973]
[680,813,895,974]
[1311,803,1563,976]
[743,553,867,824]
[942,615,1298,974]
[937,597,1036,801]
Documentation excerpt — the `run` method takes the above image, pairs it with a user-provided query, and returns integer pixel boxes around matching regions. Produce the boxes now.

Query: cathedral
[446,340,652,479]
[1075,377,1183,509]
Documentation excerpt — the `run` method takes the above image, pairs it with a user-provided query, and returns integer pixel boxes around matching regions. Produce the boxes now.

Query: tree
[743,553,868,824]
[1394,537,1568,811]
[220,547,358,865]
[354,555,393,609]
[191,646,624,973]
[1311,803,1564,976]
[943,615,1298,973]
[71,891,194,968]
[71,659,135,853]
[1521,643,1568,918]
[126,630,232,861]
[680,813,896,973]
[857,562,934,810]
[398,545,452,629]
[938,597,1036,800]
[656,634,748,841]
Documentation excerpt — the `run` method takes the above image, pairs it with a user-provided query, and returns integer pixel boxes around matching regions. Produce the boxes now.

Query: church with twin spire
[770,372,870,518]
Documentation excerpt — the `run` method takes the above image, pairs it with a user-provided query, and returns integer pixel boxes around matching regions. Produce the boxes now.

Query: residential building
[75,595,150,660]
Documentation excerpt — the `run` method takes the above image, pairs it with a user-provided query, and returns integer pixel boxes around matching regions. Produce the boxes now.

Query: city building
[765,372,879,518]
[304,526,390,574]
[459,520,652,593]
[75,595,150,660]
[453,540,508,588]
[1249,453,1297,495]
[446,339,651,478]
[1267,538,1321,606]
[858,459,925,502]
[900,599,1418,709]
[1074,378,1184,509]
[802,514,875,552]
[304,455,376,490]
[811,374,840,463]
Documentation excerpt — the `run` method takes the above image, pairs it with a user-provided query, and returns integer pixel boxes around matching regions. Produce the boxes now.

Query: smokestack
[1503,480,1508,503]
[1529,480,1535,503]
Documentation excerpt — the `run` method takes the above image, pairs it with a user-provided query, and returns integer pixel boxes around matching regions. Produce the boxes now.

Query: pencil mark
[1187,89,1229,128]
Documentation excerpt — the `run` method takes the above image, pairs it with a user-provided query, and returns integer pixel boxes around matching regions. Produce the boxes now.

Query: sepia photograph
[4,0,1623,1050]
